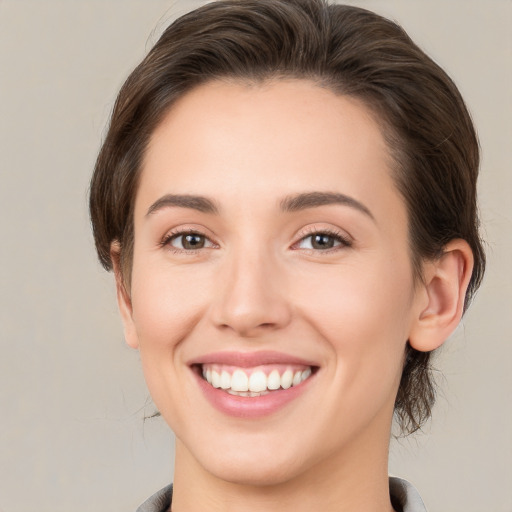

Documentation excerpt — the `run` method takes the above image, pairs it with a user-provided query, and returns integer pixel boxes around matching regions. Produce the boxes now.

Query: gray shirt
[136,477,427,512]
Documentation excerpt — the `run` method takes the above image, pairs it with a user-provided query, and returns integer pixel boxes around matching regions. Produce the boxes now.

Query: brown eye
[169,232,213,250]
[297,231,351,251]
[310,234,336,249]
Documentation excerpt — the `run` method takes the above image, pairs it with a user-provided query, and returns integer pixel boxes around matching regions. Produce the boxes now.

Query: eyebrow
[146,194,220,216]
[145,191,374,220]
[279,191,374,220]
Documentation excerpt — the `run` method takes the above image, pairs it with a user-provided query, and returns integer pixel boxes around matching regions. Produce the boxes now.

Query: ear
[409,239,474,352]
[110,241,139,350]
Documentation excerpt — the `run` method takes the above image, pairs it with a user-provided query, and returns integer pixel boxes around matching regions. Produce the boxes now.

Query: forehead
[137,79,401,221]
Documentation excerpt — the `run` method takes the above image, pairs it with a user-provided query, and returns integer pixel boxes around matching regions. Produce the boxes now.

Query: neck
[171,420,395,512]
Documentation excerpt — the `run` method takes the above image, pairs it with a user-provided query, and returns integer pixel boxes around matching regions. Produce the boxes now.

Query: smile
[190,351,318,417]
[201,364,313,396]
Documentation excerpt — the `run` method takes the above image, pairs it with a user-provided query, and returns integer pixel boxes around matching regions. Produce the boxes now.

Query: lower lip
[193,369,315,418]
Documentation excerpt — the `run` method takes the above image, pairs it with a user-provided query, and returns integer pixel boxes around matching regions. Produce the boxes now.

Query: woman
[89,0,485,510]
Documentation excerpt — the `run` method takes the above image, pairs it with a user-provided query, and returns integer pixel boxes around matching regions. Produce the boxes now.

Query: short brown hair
[90,0,485,434]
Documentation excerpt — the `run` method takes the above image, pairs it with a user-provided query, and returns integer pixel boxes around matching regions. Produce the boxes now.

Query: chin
[179,427,314,487]
[204,453,308,487]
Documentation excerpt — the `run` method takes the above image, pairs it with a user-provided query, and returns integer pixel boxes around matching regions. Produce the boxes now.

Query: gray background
[0,1,510,511]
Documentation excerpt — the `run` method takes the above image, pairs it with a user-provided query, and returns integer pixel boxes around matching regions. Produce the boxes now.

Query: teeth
[301,367,312,381]
[220,370,231,390]
[281,369,293,389]
[227,390,270,397]
[211,370,221,388]
[292,371,302,387]
[231,369,249,392]
[267,369,281,390]
[248,371,267,392]
[202,364,314,394]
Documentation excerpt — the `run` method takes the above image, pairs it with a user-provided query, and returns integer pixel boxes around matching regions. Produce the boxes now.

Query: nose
[209,249,292,338]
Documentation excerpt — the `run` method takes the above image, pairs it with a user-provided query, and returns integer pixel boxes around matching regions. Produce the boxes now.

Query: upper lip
[187,350,318,368]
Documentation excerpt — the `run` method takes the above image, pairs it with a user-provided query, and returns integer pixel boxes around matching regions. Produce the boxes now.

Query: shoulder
[135,484,173,512]
[389,477,428,512]
[135,478,427,512]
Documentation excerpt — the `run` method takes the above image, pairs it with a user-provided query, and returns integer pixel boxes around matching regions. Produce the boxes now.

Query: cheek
[128,264,215,420]
[129,262,211,352]
[293,257,414,383]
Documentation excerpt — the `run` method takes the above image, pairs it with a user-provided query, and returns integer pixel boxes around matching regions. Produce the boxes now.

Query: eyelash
[160,228,217,255]
[292,227,353,253]
[160,227,352,255]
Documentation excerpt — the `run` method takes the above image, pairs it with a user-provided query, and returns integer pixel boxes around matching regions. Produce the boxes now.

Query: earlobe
[409,239,474,352]
[110,242,140,350]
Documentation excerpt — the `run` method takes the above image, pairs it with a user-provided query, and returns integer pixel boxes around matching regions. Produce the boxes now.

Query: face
[119,80,426,486]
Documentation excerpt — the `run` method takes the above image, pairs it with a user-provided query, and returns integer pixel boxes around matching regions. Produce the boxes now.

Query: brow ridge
[146,194,219,216]
[279,191,374,219]
[146,191,373,220]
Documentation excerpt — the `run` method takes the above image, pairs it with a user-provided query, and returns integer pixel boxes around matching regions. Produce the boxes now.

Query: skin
[113,80,473,512]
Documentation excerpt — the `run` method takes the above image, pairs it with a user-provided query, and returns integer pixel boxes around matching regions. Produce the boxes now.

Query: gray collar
[137,477,427,512]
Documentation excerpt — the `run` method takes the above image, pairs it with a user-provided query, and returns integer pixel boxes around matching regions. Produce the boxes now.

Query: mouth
[189,351,319,417]
[196,363,315,397]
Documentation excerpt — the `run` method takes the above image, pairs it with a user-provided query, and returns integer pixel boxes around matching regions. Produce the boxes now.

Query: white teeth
[202,365,314,393]
[220,370,231,390]
[248,371,267,392]
[227,390,270,397]
[292,371,302,387]
[211,370,221,388]
[281,369,293,389]
[267,369,281,390]
[230,369,249,392]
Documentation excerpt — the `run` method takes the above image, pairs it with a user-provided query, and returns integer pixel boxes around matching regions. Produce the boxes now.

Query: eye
[163,231,215,251]
[295,230,352,251]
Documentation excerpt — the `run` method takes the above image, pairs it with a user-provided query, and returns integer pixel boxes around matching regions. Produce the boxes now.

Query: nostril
[216,320,281,338]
